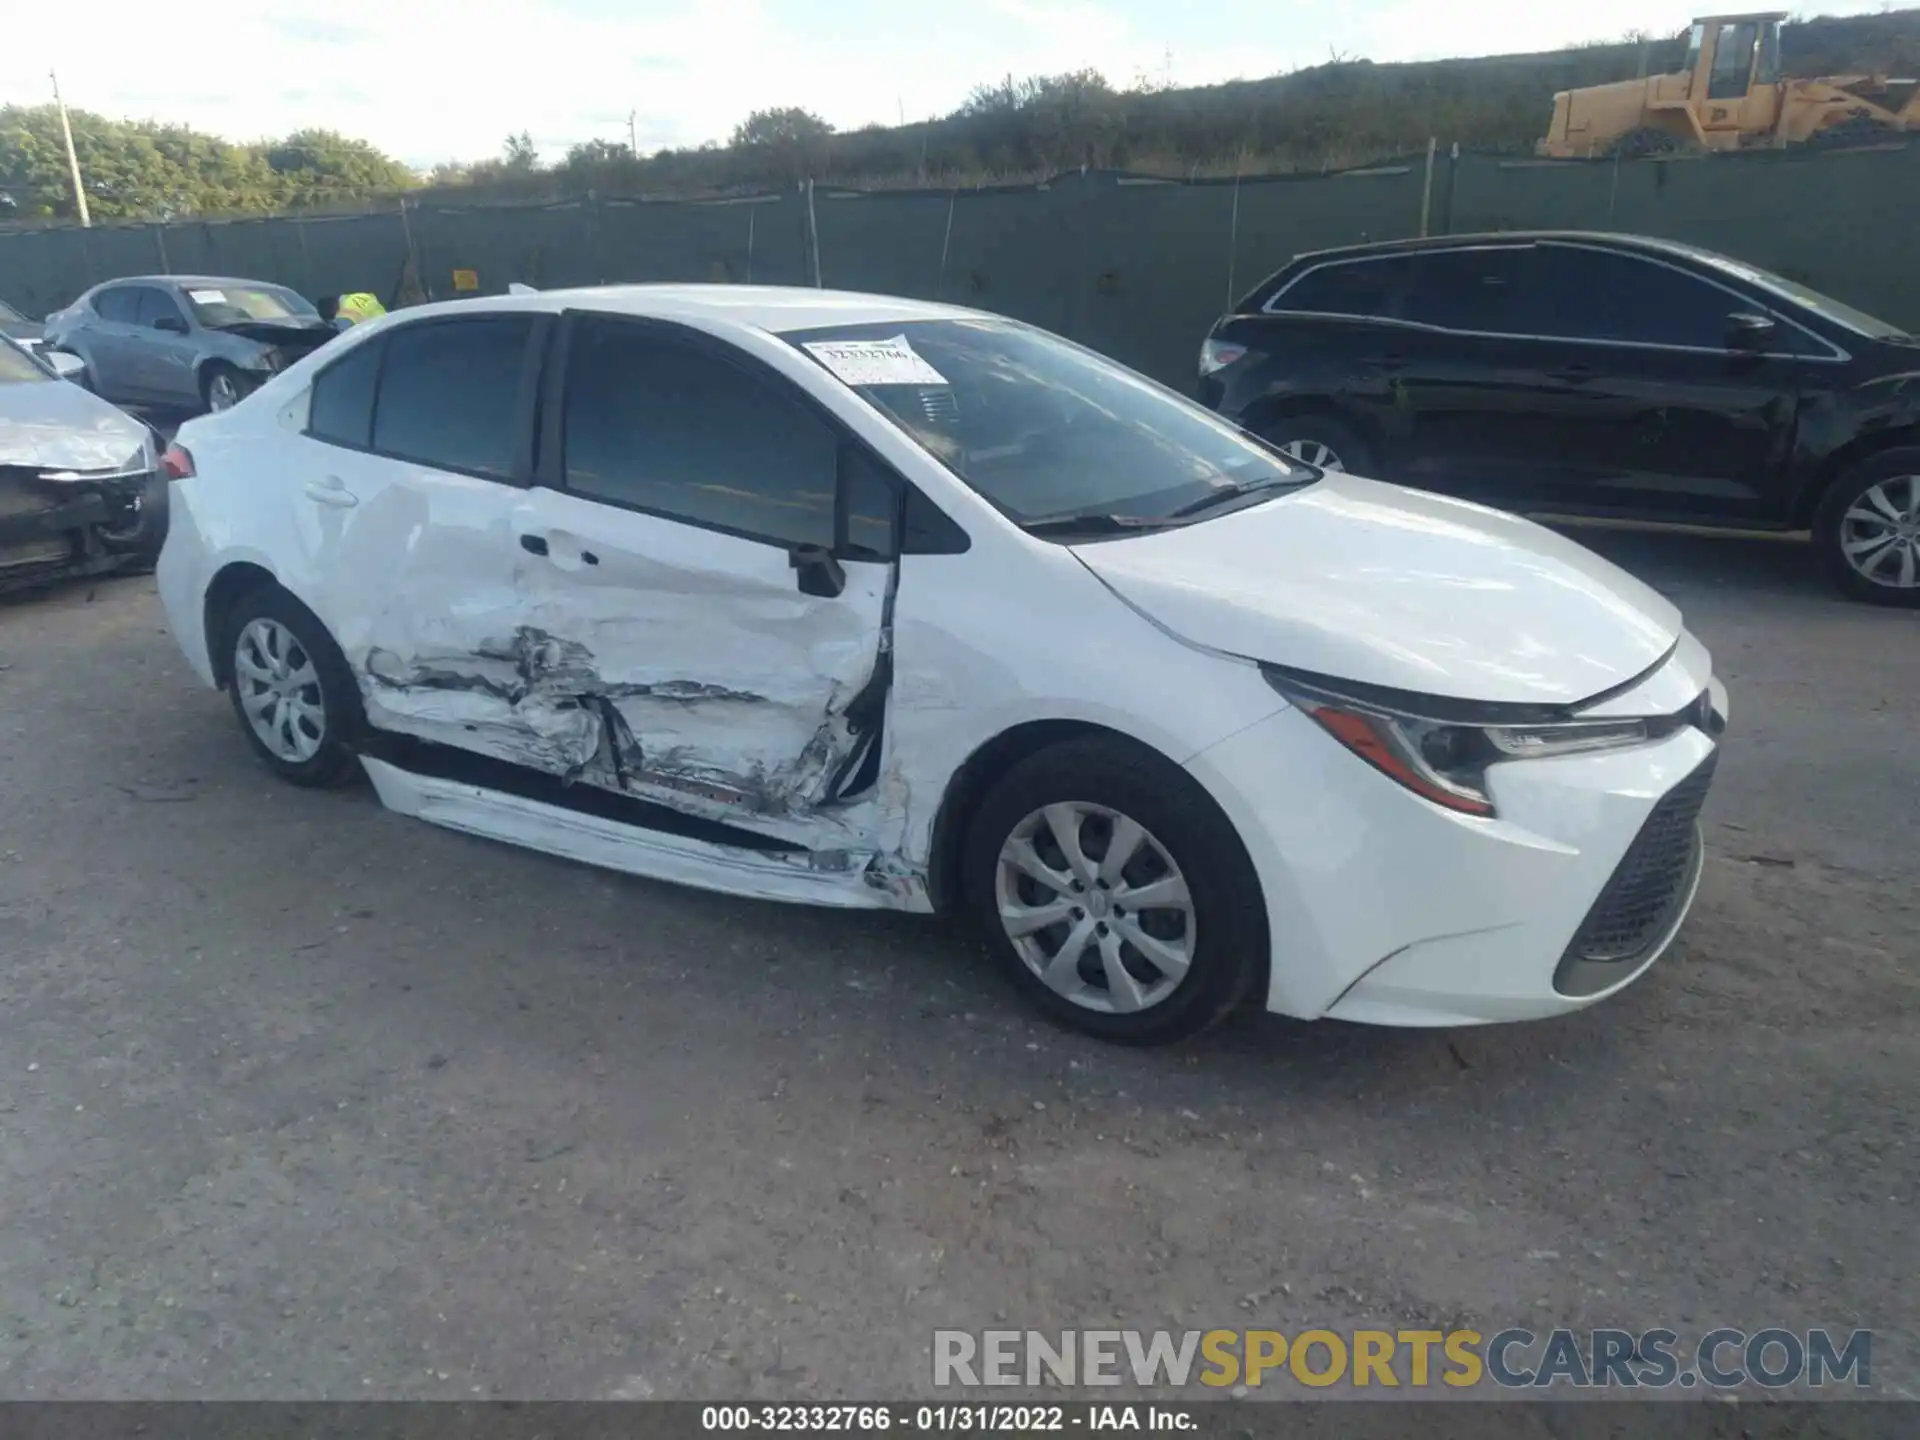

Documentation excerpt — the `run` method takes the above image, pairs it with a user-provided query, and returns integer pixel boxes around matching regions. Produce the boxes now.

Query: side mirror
[153,315,189,334]
[788,544,847,599]
[1727,312,1776,350]
[47,351,85,381]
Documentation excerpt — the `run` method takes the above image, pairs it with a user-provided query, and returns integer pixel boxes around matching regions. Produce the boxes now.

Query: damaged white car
[155,286,1728,1043]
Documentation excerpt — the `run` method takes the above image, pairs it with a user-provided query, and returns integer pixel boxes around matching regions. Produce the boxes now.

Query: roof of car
[88,275,289,291]
[1281,231,1732,268]
[394,284,983,335]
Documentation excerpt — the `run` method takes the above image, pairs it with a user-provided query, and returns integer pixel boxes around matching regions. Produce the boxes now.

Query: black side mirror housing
[1727,312,1776,350]
[789,544,847,598]
[153,315,189,334]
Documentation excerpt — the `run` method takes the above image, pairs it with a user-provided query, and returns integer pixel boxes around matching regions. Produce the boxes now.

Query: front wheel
[221,585,364,787]
[961,736,1267,1044]
[1814,447,1920,607]
[202,363,255,413]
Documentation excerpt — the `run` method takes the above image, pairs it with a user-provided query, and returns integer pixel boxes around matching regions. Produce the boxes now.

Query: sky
[6,0,1905,169]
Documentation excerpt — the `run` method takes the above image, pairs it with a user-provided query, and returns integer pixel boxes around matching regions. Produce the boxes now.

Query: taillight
[161,443,195,480]
[1199,338,1247,377]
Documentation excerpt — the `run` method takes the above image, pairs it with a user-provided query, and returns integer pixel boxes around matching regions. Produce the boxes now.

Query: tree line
[5,8,1915,225]
[0,107,418,223]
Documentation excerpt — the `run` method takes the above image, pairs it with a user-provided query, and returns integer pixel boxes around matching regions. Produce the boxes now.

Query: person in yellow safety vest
[317,293,387,331]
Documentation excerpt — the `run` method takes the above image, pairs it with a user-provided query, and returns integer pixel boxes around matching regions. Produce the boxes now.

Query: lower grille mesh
[1556,752,1716,993]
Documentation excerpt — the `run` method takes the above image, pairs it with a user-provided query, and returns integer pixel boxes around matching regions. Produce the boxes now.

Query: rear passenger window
[308,335,384,449]
[94,288,139,324]
[1270,257,1413,319]
[1402,248,1526,332]
[562,318,836,549]
[371,317,533,478]
[1521,246,1747,350]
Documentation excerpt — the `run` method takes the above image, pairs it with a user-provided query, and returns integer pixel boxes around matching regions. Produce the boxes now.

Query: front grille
[1555,752,1716,996]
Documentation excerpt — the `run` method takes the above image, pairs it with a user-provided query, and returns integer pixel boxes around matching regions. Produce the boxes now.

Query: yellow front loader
[1539,13,1920,158]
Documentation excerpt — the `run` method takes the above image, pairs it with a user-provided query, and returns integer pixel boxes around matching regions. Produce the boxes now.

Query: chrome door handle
[304,476,358,508]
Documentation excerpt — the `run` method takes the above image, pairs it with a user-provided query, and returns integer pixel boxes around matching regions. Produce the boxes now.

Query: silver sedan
[43,276,339,414]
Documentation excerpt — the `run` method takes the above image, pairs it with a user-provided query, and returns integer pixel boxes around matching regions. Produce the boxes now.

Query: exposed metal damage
[358,624,927,901]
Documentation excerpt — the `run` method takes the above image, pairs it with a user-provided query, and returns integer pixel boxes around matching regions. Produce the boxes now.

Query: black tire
[961,735,1267,1045]
[1813,446,1920,607]
[1256,412,1373,477]
[200,362,255,414]
[1607,125,1680,160]
[220,584,364,787]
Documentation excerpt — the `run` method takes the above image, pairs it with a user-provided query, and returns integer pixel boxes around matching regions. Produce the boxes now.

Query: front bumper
[1185,666,1722,1027]
[0,465,160,593]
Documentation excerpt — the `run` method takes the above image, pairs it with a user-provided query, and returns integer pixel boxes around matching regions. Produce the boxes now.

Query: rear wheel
[1815,448,1920,607]
[962,736,1266,1045]
[1257,413,1372,476]
[221,585,363,786]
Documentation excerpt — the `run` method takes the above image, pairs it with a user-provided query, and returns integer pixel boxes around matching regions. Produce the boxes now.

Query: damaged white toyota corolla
[155,285,1728,1043]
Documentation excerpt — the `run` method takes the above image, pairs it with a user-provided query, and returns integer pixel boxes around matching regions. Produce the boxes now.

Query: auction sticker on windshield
[803,334,947,387]
[188,289,227,304]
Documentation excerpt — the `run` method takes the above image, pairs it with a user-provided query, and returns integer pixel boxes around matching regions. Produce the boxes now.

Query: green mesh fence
[3,144,1914,386]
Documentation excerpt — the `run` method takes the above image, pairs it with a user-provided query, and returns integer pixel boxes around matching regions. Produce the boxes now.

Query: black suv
[1199,232,1920,605]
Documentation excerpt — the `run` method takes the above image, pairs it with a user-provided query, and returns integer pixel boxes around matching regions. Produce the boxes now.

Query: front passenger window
[1521,247,1749,351]
[562,319,836,550]
[135,289,185,330]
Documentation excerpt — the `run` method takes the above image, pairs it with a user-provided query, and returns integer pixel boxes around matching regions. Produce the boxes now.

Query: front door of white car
[508,313,893,848]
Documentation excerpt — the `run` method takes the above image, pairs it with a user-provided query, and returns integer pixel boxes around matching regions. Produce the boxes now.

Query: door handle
[304,475,357,508]
[519,534,550,556]
[1549,363,1595,383]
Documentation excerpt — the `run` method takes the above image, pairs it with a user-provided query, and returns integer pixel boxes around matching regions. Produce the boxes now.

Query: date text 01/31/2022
[700,1405,1196,1431]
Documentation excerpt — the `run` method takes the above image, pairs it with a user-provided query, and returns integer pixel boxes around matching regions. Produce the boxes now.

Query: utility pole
[627,109,637,155]
[50,70,91,228]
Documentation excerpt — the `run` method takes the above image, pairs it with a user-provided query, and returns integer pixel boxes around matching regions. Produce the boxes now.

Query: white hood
[1071,474,1682,706]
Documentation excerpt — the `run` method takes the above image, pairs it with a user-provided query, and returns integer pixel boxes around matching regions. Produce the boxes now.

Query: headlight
[1263,668,1661,817]
[39,434,157,483]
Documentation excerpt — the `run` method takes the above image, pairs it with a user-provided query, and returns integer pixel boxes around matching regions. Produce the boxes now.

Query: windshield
[0,337,50,384]
[785,318,1310,530]
[183,283,319,328]
[1685,251,1909,339]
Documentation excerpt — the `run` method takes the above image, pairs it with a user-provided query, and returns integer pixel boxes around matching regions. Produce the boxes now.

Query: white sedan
[154,285,1727,1044]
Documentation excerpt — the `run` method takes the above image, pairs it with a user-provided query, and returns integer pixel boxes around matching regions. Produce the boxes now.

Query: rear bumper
[155,485,218,687]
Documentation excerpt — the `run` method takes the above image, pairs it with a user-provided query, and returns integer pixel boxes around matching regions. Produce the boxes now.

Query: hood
[0,378,150,472]
[217,320,334,351]
[1070,473,1682,707]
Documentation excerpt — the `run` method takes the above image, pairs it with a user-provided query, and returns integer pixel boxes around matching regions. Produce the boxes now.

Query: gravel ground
[0,528,1913,1404]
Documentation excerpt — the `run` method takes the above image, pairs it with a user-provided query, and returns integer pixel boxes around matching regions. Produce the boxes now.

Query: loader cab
[1686,12,1785,136]
[1687,14,1784,100]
